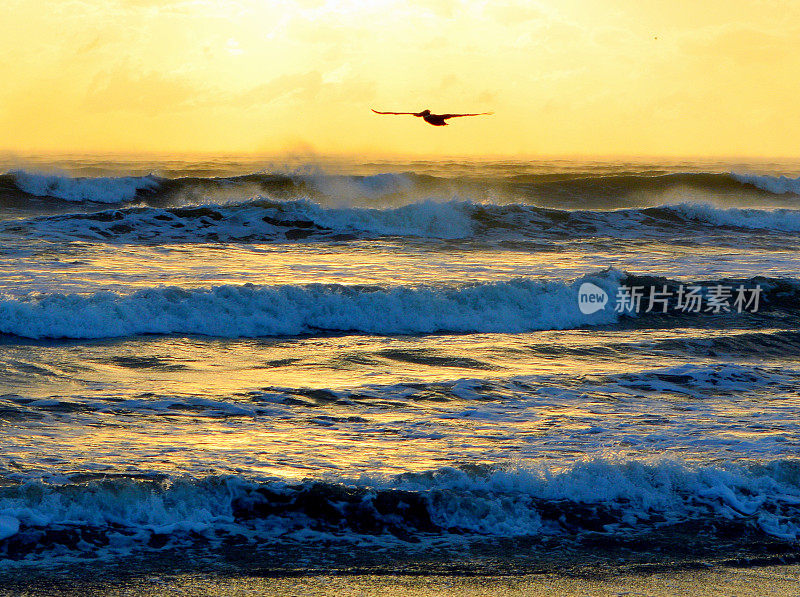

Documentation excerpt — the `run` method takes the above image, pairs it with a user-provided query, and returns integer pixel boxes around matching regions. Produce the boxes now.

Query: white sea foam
[395,460,800,539]
[732,172,800,195]
[0,515,19,541]
[606,363,798,397]
[0,273,622,339]
[9,198,476,241]
[285,198,474,238]
[672,202,800,232]
[8,198,800,244]
[11,170,161,203]
[0,476,247,557]
[0,458,798,564]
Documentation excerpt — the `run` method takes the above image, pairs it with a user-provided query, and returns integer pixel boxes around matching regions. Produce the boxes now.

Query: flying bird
[371,108,493,126]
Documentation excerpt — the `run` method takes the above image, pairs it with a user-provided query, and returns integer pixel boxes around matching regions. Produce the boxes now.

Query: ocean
[0,155,799,581]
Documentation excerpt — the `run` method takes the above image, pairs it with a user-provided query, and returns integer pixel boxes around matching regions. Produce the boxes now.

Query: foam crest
[732,172,800,195]
[395,459,800,538]
[0,273,621,339]
[671,202,800,232]
[1,459,799,564]
[299,199,474,238]
[7,197,800,245]
[11,170,162,203]
[6,169,800,213]
[7,198,477,242]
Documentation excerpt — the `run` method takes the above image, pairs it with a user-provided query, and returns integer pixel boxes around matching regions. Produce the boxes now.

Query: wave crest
[1,459,799,563]
[732,172,800,195]
[10,171,162,203]
[5,169,800,211]
[6,199,800,244]
[0,273,622,339]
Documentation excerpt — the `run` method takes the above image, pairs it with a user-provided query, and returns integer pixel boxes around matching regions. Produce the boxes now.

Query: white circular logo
[577,282,608,314]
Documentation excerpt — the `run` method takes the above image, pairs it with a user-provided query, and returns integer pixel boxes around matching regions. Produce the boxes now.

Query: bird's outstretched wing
[440,112,494,119]
[372,109,418,115]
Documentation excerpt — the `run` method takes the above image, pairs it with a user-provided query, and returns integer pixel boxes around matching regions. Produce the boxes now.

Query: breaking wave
[3,169,800,209]
[4,199,800,244]
[0,272,622,339]
[1,170,421,207]
[0,270,796,340]
[731,173,800,195]
[9,170,162,203]
[1,459,799,564]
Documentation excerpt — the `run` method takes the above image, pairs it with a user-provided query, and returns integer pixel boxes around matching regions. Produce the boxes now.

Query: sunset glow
[3,0,799,156]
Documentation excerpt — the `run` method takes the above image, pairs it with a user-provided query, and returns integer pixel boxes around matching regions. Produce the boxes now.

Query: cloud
[232,71,324,107]
[230,69,375,109]
[83,67,207,114]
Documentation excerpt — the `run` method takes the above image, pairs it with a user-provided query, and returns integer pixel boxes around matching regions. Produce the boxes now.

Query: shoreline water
[3,562,800,596]
[1,522,799,591]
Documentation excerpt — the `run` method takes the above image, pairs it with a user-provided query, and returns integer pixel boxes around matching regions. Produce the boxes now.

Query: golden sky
[2,0,799,157]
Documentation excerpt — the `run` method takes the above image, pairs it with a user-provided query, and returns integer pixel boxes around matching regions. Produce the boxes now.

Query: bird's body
[372,109,492,126]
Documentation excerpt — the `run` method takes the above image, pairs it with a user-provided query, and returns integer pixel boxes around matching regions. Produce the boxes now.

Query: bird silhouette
[371,109,493,126]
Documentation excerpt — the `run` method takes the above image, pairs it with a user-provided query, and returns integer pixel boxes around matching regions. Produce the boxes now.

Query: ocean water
[0,155,799,573]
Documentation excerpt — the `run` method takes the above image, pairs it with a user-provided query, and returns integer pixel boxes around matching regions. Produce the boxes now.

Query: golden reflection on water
[0,240,763,296]
[2,326,794,479]
[0,327,786,398]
